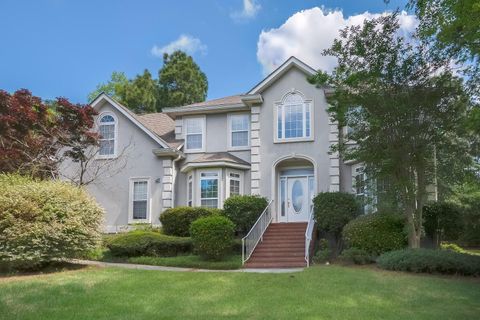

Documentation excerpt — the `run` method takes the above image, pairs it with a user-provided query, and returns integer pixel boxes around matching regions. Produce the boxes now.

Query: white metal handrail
[305,205,315,267]
[241,199,274,264]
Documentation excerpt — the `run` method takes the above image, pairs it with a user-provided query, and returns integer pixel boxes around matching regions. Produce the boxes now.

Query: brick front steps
[244,222,307,268]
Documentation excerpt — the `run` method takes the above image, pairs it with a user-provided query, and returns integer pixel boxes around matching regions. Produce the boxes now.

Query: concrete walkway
[72,259,304,274]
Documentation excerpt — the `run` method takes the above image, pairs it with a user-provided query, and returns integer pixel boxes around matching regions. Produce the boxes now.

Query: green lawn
[0,265,479,320]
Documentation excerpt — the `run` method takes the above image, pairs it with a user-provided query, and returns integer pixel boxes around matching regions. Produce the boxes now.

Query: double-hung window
[129,178,150,222]
[226,170,243,198]
[98,113,116,157]
[185,117,205,152]
[229,114,250,149]
[275,92,312,142]
[200,171,220,208]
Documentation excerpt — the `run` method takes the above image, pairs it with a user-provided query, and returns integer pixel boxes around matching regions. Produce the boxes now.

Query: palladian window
[276,92,312,142]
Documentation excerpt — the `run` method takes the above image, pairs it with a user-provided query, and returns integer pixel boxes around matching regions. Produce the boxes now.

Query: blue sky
[0,0,410,104]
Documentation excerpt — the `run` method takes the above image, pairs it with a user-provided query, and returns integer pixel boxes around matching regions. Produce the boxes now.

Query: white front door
[286,177,309,222]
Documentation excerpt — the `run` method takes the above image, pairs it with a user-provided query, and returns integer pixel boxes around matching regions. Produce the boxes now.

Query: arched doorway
[272,155,316,223]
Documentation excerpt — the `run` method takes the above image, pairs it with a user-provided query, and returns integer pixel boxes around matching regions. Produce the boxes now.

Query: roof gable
[90,93,178,149]
[247,56,317,95]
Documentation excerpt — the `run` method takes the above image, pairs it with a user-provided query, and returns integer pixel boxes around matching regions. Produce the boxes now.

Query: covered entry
[273,156,316,223]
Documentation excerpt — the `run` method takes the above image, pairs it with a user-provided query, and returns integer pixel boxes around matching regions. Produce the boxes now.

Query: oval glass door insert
[292,180,303,213]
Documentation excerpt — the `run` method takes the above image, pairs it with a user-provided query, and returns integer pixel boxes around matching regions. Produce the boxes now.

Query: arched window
[98,113,116,157]
[275,91,312,142]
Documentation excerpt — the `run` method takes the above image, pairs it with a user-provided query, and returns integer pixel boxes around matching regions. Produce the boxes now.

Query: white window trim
[184,115,206,153]
[96,111,118,159]
[273,90,314,143]
[227,113,250,151]
[128,177,152,224]
[196,169,222,208]
[187,174,194,207]
[226,169,244,198]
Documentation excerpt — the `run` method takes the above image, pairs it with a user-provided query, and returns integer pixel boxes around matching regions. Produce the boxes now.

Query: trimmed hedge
[107,231,192,257]
[377,249,480,276]
[339,248,375,265]
[223,195,268,235]
[342,212,407,255]
[160,207,220,237]
[190,215,235,260]
[313,192,360,238]
[0,174,103,271]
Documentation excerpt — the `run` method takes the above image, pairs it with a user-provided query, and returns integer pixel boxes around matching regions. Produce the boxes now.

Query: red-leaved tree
[0,89,98,178]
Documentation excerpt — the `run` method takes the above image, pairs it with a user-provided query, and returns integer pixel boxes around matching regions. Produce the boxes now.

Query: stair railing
[305,205,315,267]
[242,199,274,265]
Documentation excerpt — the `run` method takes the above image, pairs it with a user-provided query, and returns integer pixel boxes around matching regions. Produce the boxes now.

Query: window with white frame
[187,174,193,207]
[276,92,312,141]
[130,179,149,221]
[229,114,250,148]
[98,114,116,157]
[226,170,243,198]
[200,171,220,208]
[185,117,205,151]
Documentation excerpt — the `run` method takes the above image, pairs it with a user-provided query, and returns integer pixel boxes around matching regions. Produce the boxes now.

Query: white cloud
[151,34,207,57]
[257,7,418,74]
[231,0,261,21]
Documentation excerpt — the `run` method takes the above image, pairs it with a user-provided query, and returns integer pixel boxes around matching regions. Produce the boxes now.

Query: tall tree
[309,13,472,248]
[157,50,208,109]
[87,71,128,102]
[120,69,158,114]
[0,89,98,178]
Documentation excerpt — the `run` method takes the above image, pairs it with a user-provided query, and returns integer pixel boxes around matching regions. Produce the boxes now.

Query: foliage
[440,242,468,254]
[157,50,208,109]
[0,89,98,178]
[313,192,360,239]
[87,71,128,102]
[339,248,375,265]
[423,201,463,242]
[190,215,235,260]
[119,69,158,114]
[222,195,269,235]
[448,188,480,246]
[309,13,472,248]
[377,248,480,276]
[106,230,192,257]
[312,239,331,264]
[128,255,242,270]
[343,212,407,255]
[0,174,103,270]
[160,206,220,237]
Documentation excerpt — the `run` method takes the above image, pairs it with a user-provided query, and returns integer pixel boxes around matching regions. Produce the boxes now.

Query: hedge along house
[66,57,371,267]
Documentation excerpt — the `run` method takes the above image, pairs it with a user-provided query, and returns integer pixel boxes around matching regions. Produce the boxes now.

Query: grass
[0,265,478,320]
[128,255,242,270]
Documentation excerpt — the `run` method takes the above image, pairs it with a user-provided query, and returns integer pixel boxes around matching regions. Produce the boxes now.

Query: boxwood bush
[313,192,360,239]
[423,201,463,242]
[190,215,235,260]
[377,248,480,276]
[107,230,192,257]
[342,212,407,255]
[0,174,103,270]
[159,206,220,237]
[223,195,268,235]
[339,248,375,265]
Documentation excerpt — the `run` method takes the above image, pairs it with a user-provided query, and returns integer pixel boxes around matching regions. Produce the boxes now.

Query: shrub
[377,248,480,276]
[107,230,192,257]
[342,212,407,255]
[160,207,219,237]
[423,202,463,242]
[223,195,268,235]
[448,189,480,246]
[313,192,360,239]
[190,215,235,260]
[312,239,331,264]
[0,174,103,271]
[339,248,375,265]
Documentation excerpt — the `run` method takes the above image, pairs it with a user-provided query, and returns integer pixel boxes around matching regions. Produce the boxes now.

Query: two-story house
[80,57,361,267]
